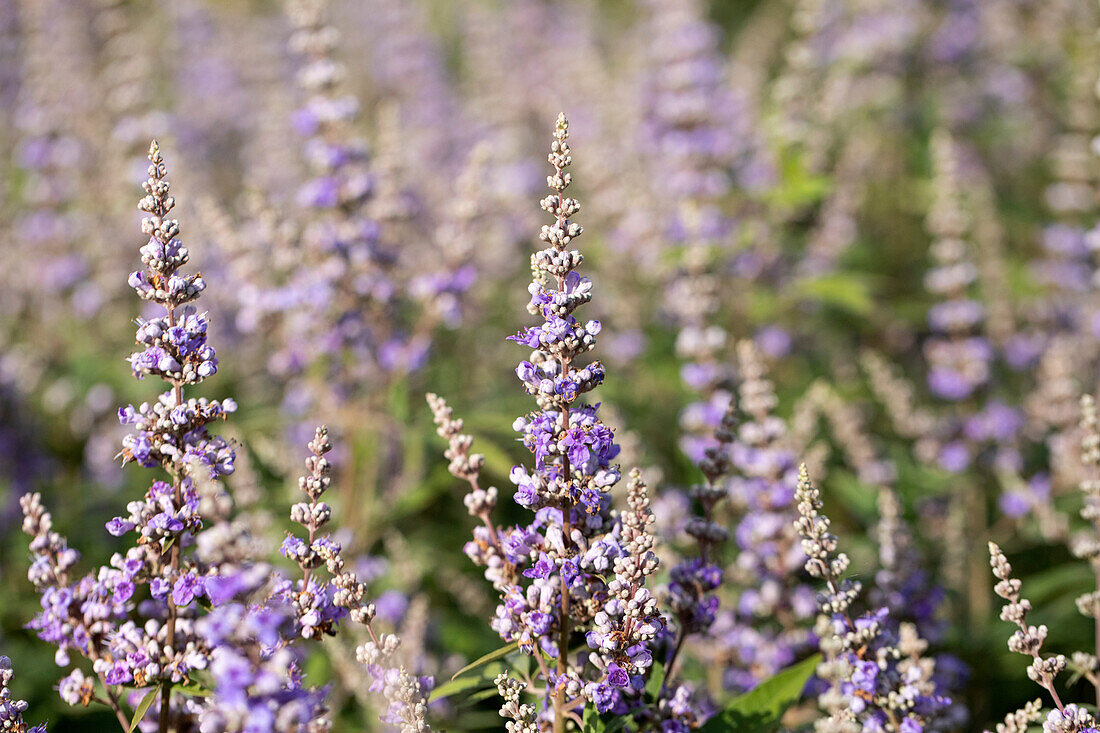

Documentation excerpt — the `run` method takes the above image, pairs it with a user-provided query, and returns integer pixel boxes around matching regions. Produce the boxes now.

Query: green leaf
[604,716,631,733]
[129,686,161,732]
[457,685,507,708]
[794,274,874,315]
[582,704,632,733]
[644,660,666,702]
[450,641,520,681]
[175,680,213,697]
[698,654,821,733]
[763,147,831,211]
[582,704,605,733]
[428,674,491,702]
[825,468,879,522]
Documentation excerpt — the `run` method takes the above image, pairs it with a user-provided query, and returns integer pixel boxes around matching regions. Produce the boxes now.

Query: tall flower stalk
[989,540,1100,733]
[512,113,642,729]
[795,466,950,731]
[433,114,663,731]
[277,425,432,731]
[122,140,234,731]
[20,137,429,733]
[689,341,816,693]
[20,142,236,732]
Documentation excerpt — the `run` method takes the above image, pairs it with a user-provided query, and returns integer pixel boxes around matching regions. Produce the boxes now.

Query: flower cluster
[109,145,236,709]
[277,425,377,636]
[434,114,666,729]
[510,115,650,712]
[287,0,428,384]
[0,656,46,733]
[663,396,734,639]
[923,129,991,403]
[426,393,513,590]
[796,466,951,732]
[276,424,434,730]
[989,541,1098,733]
[495,674,539,733]
[789,378,966,716]
[706,341,816,692]
[641,0,746,464]
[17,143,241,731]
[118,142,236,477]
[195,590,327,732]
[584,469,663,712]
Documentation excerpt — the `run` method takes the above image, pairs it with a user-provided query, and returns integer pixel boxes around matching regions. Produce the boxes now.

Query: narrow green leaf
[698,654,821,733]
[428,674,490,702]
[458,686,507,708]
[129,686,161,732]
[450,641,520,681]
[644,660,666,702]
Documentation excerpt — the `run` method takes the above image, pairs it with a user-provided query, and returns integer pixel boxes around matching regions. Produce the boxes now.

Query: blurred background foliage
[2,0,1099,730]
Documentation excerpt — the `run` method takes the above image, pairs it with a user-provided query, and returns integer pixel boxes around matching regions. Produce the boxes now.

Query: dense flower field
[2,0,1100,731]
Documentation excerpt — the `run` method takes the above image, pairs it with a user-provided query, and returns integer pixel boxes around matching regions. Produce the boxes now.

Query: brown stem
[159,300,184,733]
[1005,609,1067,713]
[87,645,132,731]
[661,629,687,696]
[554,503,572,733]
[1042,671,1066,712]
[478,510,504,554]
[558,508,572,678]
[552,287,572,731]
[103,692,131,731]
[550,124,578,733]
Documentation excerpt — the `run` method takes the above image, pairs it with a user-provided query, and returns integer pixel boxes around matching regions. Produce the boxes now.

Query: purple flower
[104,664,132,686]
[999,491,1031,519]
[529,611,553,636]
[149,513,184,533]
[172,572,206,607]
[150,577,170,601]
[105,518,135,536]
[937,442,970,473]
[589,682,615,713]
[205,574,247,607]
[899,718,923,733]
[112,580,136,604]
[606,662,629,688]
[523,552,554,580]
